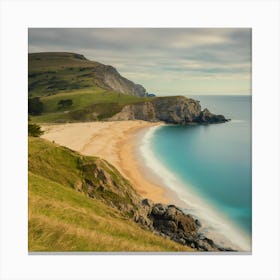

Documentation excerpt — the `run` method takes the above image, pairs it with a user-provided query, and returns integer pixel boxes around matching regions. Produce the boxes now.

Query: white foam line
[140,126,251,252]
[230,119,245,123]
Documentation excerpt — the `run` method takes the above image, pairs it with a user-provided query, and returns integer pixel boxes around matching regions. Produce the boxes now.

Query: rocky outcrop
[133,200,234,251]
[91,64,147,97]
[110,96,229,124]
[198,108,227,123]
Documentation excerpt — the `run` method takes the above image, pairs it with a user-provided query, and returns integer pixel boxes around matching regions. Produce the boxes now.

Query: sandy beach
[41,121,170,203]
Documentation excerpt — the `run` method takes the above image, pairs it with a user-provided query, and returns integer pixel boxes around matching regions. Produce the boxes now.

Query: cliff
[110,96,229,124]
[28,52,147,97]
[91,64,147,97]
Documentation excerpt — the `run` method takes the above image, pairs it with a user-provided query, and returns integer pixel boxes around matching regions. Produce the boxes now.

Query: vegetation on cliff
[28,137,194,252]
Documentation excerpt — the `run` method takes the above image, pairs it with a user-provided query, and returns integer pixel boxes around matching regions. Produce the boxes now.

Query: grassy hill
[28,137,193,252]
[28,52,152,123]
[30,88,150,123]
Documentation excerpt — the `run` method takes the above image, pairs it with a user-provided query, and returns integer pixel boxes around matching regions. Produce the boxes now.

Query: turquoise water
[150,95,252,238]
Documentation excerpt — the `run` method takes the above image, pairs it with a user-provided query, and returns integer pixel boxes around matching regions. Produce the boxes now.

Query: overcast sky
[29,28,251,96]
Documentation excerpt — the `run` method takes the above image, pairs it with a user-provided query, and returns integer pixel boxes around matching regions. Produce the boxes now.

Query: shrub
[58,99,73,109]
[28,123,44,137]
[28,97,44,115]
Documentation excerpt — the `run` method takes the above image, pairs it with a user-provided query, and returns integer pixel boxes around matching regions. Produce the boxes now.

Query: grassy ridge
[28,52,100,97]
[29,52,153,123]
[28,137,193,252]
[32,89,150,123]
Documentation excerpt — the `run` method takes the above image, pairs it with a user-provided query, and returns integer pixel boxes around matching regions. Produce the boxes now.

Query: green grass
[28,52,154,123]
[28,137,82,189]
[28,137,193,252]
[30,89,152,123]
[28,137,138,211]
[40,89,148,113]
[29,172,192,252]
[28,52,100,96]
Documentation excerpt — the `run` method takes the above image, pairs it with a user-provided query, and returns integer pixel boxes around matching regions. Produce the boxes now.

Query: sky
[29,28,251,96]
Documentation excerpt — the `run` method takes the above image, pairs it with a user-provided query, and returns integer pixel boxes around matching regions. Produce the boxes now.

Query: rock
[171,236,186,245]
[198,108,228,123]
[164,205,178,220]
[151,203,166,216]
[148,202,202,249]
[137,215,153,229]
[142,198,154,208]
[89,63,147,97]
[176,238,186,245]
[195,219,202,227]
[179,238,186,245]
[153,219,177,233]
[167,204,181,209]
[110,96,229,124]
[196,240,209,250]
[184,233,195,243]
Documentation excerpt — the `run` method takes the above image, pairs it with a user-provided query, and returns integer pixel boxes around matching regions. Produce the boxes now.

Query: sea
[140,95,252,251]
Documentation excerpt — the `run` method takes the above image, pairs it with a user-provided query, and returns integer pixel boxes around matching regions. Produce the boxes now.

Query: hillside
[28,52,153,123]
[28,52,228,124]
[29,52,147,97]
[28,137,196,252]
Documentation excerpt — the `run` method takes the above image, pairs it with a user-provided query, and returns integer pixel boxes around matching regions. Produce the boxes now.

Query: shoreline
[41,120,251,252]
[138,125,251,252]
[41,121,171,204]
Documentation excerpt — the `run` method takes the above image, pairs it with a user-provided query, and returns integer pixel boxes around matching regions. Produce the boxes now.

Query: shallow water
[144,95,252,250]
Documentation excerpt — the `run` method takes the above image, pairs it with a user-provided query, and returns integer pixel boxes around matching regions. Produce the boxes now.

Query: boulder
[195,219,202,227]
[142,198,154,208]
[198,108,228,123]
[151,203,166,216]
[153,219,177,234]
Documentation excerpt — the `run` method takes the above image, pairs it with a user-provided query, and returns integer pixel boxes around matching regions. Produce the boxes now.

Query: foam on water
[230,119,245,123]
[140,125,251,252]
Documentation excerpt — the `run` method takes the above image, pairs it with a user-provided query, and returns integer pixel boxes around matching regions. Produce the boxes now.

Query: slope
[28,137,193,252]
[28,52,147,97]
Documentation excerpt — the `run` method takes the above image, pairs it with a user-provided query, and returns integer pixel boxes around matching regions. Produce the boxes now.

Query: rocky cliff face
[133,199,234,251]
[110,96,229,124]
[92,64,147,97]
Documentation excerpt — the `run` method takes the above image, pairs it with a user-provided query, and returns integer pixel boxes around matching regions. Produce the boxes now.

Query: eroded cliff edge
[110,96,229,124]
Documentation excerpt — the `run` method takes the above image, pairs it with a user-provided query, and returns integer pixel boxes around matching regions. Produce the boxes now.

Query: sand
[41,121,170,203]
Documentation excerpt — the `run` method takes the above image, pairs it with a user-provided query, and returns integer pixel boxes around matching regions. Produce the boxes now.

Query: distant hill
[28,52,152,123]
[28,52,147,97]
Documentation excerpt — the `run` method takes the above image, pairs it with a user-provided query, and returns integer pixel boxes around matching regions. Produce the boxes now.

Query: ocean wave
[140,126,251,252]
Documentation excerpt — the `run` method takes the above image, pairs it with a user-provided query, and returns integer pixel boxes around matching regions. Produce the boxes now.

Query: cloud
[28,28,251,95]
